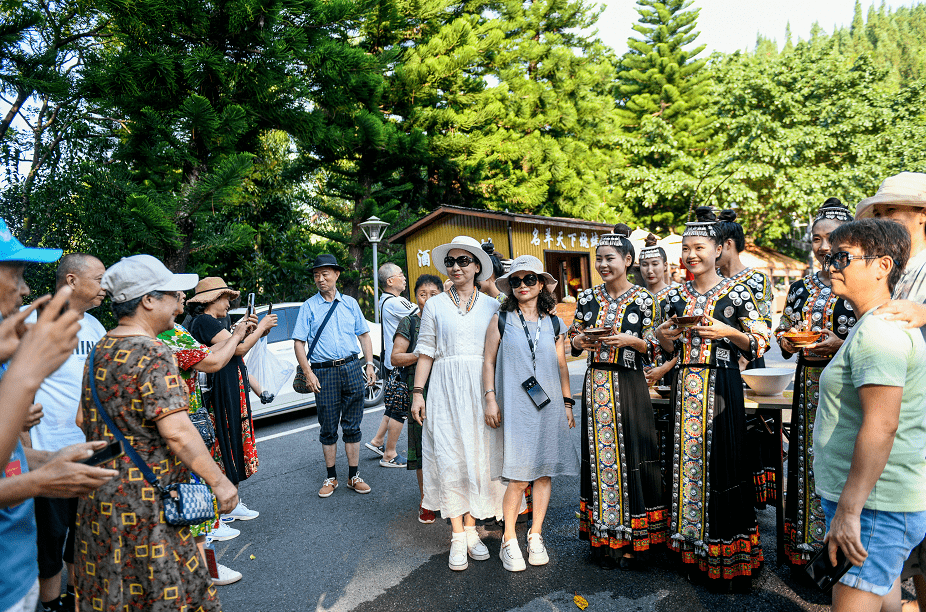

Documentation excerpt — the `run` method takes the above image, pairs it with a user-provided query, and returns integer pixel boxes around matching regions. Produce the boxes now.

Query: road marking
[233,542,252,561]
[255,406,385,443]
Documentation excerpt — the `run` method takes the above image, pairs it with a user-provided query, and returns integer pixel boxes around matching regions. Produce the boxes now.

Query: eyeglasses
[824,251,880,271]
[444,255,474,269]
[508,274,539,288]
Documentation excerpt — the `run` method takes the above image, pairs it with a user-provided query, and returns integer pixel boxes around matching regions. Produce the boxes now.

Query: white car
[229,302,383,420]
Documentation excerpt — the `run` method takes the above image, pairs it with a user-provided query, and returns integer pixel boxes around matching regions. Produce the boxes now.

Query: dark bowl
[672,315,703,328]
[583,327,613,337]
[654,386,672,398]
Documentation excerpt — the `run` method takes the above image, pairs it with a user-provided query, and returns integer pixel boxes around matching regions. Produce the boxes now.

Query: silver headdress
[682,222,717,238]
[814,204,852,224]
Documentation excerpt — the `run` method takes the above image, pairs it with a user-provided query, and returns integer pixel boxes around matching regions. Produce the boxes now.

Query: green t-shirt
[814,310,926,512]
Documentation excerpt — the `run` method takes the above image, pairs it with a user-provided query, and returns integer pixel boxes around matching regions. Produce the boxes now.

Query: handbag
[382,366,410,416]
[89,345,216,527]
[293,300,340,394]
[189,404,216,448]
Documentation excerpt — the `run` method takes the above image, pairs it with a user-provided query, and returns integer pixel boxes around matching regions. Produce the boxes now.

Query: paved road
[213,346,912,611]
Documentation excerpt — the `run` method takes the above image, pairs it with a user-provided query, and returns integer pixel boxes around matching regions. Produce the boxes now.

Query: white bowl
[741,368,794,396]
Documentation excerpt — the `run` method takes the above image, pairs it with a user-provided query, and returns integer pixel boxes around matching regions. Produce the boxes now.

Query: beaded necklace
[449,285,479,314]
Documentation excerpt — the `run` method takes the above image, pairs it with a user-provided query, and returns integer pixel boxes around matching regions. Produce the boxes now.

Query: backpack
[498,310,561,339]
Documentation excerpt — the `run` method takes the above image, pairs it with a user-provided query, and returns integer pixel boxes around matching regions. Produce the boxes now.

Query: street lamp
[359,215,390,324]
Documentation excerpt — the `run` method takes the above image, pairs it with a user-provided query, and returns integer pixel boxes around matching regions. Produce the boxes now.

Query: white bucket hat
[432,235,494,282]
[102,254,199,303]
[856,172,926,219]
[495,255,557,296]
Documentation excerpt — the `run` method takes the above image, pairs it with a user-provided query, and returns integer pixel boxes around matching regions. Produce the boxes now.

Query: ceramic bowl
[741,368,795,396]
[782,331,822,348]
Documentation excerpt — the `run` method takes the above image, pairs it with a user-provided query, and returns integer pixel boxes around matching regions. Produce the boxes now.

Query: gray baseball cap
[102,254,199,303]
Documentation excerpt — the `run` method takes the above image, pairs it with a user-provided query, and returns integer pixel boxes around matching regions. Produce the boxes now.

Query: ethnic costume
[775,272,855,567]
[568,284,667,559]
[662,277,771,581]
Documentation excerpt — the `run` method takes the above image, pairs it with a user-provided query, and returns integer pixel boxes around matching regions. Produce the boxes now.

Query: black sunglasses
[508,274,539,288]
[444,255,474,269]
[824,251,880,271]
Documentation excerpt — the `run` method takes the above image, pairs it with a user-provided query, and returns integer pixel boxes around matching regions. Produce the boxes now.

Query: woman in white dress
[410,235,505,571]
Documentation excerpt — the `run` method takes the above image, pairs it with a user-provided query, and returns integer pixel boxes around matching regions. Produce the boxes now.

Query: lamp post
[359,215,390,324]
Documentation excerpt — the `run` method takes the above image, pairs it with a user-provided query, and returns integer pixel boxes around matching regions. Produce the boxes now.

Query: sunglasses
[508,274,539,288]
[824,251,880,271]
[444,255,474,269]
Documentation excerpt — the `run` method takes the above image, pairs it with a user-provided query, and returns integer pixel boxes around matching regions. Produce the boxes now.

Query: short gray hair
[56,253,101,289]
[377,263,401,287]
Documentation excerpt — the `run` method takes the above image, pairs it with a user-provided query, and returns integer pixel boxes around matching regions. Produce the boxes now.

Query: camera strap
[516,308,543,373]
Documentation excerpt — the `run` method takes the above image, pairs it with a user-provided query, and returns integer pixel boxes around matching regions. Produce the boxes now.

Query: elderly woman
[483,255,578,572]
[188,277,276,490]
[410,235,504,571]
[814,218,926,612]
[75,255,239,610]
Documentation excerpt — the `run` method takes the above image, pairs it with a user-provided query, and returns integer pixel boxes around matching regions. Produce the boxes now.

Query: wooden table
[650,390,792,562]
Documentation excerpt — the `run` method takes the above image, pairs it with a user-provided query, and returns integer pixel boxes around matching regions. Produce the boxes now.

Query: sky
[593,0,915,56]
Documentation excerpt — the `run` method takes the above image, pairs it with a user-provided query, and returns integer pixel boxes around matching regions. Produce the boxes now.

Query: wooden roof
[742,243,808,273]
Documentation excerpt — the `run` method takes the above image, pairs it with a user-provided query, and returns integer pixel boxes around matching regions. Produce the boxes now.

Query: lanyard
[516,309,543,373]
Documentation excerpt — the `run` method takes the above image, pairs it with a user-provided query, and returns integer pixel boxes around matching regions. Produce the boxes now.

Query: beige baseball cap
[102,254,199,303]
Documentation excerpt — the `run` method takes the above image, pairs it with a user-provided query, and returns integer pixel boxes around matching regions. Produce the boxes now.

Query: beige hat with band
[432,235,494,282]
[856,172,926,219]
[187,277,241,304]
[495,255,557,296]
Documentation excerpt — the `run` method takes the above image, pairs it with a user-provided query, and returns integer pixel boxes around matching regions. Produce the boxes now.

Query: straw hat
[187,277,241,304]
[431,235,494,282]
[856,172,926,219]
[495,255,557,296]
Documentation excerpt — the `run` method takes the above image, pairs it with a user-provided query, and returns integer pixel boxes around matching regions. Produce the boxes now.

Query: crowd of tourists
[3,172,926,612]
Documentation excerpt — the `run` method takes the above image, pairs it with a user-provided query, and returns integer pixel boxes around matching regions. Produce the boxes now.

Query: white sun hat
[856,172,926,219]
[495,255,557,296]
[432,235,494,282]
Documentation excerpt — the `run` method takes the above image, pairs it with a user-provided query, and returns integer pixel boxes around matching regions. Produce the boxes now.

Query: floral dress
[568,284,667,558]
[775,273,855,567]
[662,278,771,582]
[157,324,220,537]
[75,335,221,611]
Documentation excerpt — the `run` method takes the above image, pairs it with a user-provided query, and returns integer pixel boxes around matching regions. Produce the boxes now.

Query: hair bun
[481,240,495,255]
[820,197,848,211]
[718,209,737,222]
[612,223,632,238]
[694,206,717,223]
[644,233,658,247]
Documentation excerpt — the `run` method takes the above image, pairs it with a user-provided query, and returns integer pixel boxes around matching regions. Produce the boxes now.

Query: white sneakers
[212,563,243,586]
[526,531,549,566]
[206,522,240,542]
[464,526,490,561]
[221,501,259,522]
[449,534,469,571]
[501,539,526,572]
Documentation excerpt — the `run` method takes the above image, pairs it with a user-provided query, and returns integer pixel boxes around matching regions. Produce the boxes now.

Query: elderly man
[26,254,107,612]
[0,222,116,612]
[365,263,417,467]
[293,254,377,497]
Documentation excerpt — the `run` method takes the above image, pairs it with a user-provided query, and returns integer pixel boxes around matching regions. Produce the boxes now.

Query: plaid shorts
[314,358,365,445]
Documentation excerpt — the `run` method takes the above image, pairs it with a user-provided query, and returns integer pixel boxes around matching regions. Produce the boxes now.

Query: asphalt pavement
[213,342,913,612]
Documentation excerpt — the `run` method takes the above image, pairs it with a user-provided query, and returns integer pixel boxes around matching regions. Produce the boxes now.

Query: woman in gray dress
[483,255,579,572]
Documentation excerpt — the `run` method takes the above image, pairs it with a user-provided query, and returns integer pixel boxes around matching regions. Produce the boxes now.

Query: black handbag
[383,366,410,416]
[89,345,216,527]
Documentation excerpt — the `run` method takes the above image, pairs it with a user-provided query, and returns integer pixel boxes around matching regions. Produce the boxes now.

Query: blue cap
[0,218,62,264]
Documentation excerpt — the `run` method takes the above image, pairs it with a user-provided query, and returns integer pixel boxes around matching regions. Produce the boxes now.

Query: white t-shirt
[28,310,106,452]
[378,292,417,370]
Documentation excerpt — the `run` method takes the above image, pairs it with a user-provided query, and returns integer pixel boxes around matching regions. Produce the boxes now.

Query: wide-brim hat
[856,172,926,219]
[432,235,493,282]
[187,277,241,304]
[495,255,557,296]
[311,253,344,272]
[102,254,199,304]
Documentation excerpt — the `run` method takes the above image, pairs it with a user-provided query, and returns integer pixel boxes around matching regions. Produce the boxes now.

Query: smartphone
[246,293,255,318]
[81,440,124,466]
[267,303,273,316]
[805,545,853,591]
[522,376,551,409]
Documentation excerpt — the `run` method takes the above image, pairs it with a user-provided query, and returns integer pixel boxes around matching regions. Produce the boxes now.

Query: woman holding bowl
[483,255,578,572]
[775,198,856,571]
[654,207,770,592]
[567,225,665,570]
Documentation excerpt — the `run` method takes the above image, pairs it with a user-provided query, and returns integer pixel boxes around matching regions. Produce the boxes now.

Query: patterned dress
[662,278,771,582]
[568,284,667,557]
[157,324,220,537]
[775,273,855,567]
[75,335,221,611]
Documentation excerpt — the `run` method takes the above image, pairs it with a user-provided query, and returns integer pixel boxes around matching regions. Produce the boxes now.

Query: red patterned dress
[568,284,667,560]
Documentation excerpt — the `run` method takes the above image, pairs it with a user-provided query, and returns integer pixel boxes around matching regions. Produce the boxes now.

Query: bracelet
[365,362,375,367]
[563,397,575,407]
[412,386,424,394]
[484,389,496,397]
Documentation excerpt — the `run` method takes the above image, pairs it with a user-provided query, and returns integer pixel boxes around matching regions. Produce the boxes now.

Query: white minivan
[229,302,383,420]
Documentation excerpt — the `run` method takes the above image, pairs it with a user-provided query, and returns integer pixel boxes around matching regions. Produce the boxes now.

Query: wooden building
[389,205,614,302]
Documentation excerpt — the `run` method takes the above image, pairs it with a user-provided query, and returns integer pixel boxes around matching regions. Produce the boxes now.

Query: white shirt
[378,292,417,370]
[28,310,106,452]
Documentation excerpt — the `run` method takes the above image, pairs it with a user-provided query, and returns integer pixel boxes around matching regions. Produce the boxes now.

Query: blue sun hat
[0,218,62,263]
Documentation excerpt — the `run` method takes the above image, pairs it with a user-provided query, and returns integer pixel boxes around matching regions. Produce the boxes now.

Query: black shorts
[35,496,78,579]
